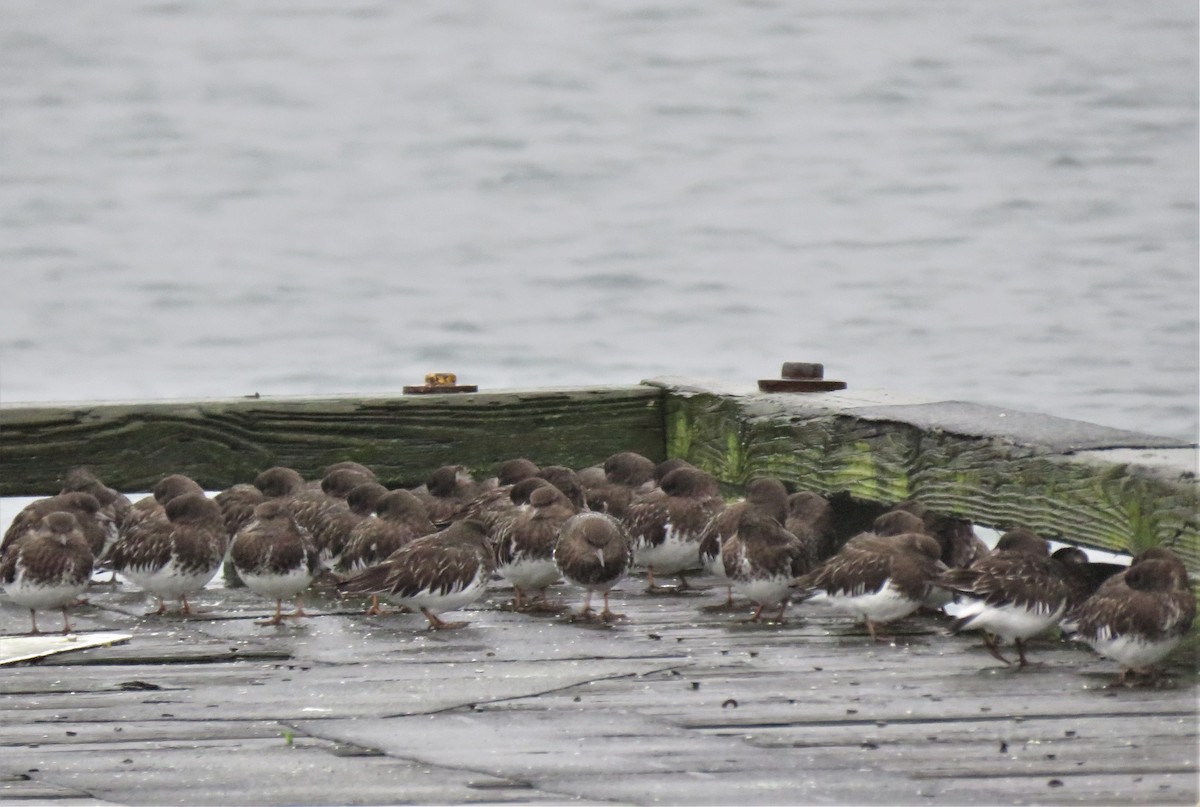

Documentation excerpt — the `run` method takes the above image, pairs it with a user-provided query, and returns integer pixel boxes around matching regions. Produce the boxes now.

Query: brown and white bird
[229,500,321,626]
[581,452,657,521]
[786,491,837,562]
[118,474,207,537]
[336,489,437,615]
[493,484,576,609]
[699,477,790,607]
[937,528,1073,667]
[460,459,543,528]
[721,509,816,622]
[107,493,228,615]
[3,491,114,565]
[411,465,480,526]
[1064,547,1195,685]
[337,489,437,575]
[534,465,589,512]
[554,510,632,622]
[337,519,495,630]
[891,500,990,569]
[59,467,130,553]
[1,511,95,634]
[793,532,944,641]
[625,466,725,591]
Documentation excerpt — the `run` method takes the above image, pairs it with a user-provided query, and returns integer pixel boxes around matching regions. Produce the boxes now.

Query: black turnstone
[1064,547,1194,685]
[337,489,437,614]
[493,484,576,609]
[793,532,944,641]
[411,465,480,525]
[338,489,437,575]
[229,500,321,626]
[721,509,816,622]
[582,452,656,520]
[117,475,208,546]
[938,528,1073,667]
[60,467,130,553]
[785,491,837,561]
[106,493,228,615]
[893,500,990,569]
[253,466,309,499]
[553,510,633,621]
[1,511,95,634]
[337,519,494,630]
[214,483,268,540]
[4,491,113,564]
[278,470,380,573]
[535,465,589,512]
[699,477,790,607]
[624,466,725,591]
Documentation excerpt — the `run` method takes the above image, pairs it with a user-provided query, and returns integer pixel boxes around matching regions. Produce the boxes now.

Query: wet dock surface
[2,575,1197,806]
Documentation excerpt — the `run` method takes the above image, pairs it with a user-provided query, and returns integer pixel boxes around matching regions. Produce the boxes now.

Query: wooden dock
[2,378,1195,572]
[1,572,1196,806]
[2,375,1197,805]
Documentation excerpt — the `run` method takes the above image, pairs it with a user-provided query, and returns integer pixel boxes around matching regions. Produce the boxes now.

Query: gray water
[2,1,1197,442]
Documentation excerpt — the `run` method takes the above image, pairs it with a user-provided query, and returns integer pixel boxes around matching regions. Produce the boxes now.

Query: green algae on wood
[0,387,666,496]
[650,377,1199,573]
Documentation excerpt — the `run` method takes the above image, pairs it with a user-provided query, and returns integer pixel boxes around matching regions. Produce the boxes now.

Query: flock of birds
[1,453,1194,687]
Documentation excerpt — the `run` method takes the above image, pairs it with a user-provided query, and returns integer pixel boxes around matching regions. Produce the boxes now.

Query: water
[1,1,1196,442]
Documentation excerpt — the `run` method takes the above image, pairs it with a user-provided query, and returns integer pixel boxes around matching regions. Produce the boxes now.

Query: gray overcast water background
[1,1,1197,442]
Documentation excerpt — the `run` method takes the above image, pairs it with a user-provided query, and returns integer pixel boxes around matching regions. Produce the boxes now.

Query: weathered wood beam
[649,377,1199,573]
[0,387,666,495]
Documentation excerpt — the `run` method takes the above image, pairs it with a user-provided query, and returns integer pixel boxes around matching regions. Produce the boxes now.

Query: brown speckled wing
[624,495,669,549]
[384,538,489,599]
[4,532,93,587]
[799,547,894,598]
[951,553,1070,611]
[1073,584,1196,643]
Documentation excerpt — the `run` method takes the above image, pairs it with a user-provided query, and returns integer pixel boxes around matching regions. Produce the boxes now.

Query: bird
[624,466,725,592]
[890,500,990,569]
[118,474,207,538]
[493,483,576,610]
[721,509,816,623]
[336,519,495,630]
[336,489,437,615]
[3,491,114,565]
[337,490,437,575]
[460,459,544,528]
[59,467,131,552]
[937,528,1073,667]
[1,511,95,634]
[698,477,790,607]
[213,482,268,541]
[792,532,944,641]
[106,492,228,615]
[254,467,379,574]
[581,451,656,520]
[785,491,837,561]
[411,465,480,525]
[1050,546,1126,610]
[1064,547,1195,686]
[534,465,589,512]
[554,510,632,622]
[229,500,321,626]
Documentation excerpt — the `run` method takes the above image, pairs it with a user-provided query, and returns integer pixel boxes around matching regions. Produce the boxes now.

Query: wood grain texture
[0,387,666,496]
[1,573,1194,806]
[652,379,1198,573]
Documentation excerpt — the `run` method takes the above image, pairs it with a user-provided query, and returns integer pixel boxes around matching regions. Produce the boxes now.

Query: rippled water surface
[2,1,1196,440]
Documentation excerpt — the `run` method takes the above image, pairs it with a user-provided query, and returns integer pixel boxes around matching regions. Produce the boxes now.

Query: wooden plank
[1,568,1194,806]
[0,386,665,495]
[649,377,1199,572]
